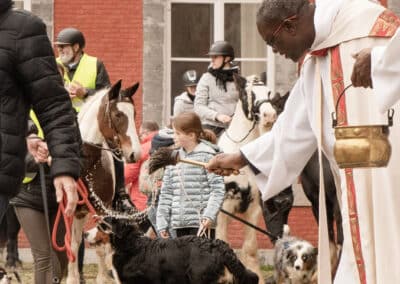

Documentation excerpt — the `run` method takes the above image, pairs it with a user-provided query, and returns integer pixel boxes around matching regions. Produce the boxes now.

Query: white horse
[65,80,142,284]
[217,75,288,284]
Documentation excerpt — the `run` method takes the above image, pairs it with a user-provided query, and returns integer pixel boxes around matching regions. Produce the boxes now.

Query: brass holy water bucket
[331,86,394,169]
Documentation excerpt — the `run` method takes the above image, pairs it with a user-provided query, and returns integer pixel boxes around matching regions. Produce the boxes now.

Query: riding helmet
[207,41,235,60]
[55,27,85,48]
[182,70,199,87]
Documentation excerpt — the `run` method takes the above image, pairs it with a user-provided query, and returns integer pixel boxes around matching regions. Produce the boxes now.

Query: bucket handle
[331,84,394,128]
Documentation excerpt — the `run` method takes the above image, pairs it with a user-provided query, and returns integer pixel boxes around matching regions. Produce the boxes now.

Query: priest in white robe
[207,0,400,283]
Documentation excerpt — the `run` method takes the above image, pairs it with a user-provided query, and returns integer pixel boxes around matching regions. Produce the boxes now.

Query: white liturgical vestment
[241,1,400,283]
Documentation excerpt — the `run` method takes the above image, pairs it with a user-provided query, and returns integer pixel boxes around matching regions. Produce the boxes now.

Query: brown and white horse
[217,75,288,284]
[65,80,142,284]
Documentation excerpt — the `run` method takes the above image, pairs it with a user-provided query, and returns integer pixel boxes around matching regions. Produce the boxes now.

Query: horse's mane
[77,87,109,122]
[233,73,255,120]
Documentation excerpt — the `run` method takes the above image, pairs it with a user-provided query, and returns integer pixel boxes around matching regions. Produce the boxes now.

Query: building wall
[389,0,400,16]
[143,0,166,125]
[54,0,144,126]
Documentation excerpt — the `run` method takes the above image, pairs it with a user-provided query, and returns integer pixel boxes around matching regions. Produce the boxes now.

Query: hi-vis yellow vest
[23,110,44,184]
[57,54,97,112]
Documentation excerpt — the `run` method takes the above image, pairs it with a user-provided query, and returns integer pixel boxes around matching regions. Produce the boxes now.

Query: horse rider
[54,27,110,112]
[194,41,241,137]
[173,70,199,116]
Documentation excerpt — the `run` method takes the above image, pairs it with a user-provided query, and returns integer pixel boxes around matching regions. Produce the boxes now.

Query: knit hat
[150,128,174,154]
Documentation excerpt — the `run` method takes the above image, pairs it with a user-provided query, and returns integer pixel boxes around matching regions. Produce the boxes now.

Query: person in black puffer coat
[10,120,68,283]
[0,0,80,221]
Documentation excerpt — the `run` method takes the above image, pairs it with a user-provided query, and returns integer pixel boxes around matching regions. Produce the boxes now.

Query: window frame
[23,0,31,11]
[165,0,276,120]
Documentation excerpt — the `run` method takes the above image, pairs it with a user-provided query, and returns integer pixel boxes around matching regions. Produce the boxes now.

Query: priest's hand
[205,152,246,176]
[159,230,170,239]
[351,48,372,88]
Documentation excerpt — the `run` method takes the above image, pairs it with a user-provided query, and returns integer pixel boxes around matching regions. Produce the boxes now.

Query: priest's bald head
[256,0,316,62]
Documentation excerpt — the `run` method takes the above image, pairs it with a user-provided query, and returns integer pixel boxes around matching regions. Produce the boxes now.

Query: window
[167,0,274,115]
[13,0,31,11]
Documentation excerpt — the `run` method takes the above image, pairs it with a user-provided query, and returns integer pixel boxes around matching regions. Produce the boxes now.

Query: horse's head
[234,75,276,134]
[250,84,277,133]
[97,80,141,163]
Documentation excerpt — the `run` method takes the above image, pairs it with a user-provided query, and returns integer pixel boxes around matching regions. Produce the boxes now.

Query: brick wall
[53,0,144,126]
[226,207,318,249]
[17,206,317,249]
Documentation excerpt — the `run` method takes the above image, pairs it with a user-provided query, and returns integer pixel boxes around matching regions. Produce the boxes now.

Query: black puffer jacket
[0,1,80,197]
[10,154,58,212]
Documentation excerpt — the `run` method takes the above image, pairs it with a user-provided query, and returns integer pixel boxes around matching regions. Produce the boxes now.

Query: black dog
[98,217,259,284]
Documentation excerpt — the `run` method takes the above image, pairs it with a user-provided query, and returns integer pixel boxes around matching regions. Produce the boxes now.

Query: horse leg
[216,198,235,242]
[95,244,110,284]
[261,186,294,243]
[66,215,88,284]
[104,242,121,284]
[241,191,264,284]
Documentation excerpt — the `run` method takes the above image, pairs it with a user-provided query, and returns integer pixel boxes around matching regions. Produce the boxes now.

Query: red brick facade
[54,0,144,126]
[226,207,318,249]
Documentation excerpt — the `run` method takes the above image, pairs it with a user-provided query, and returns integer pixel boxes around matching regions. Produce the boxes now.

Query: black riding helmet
[182,70,199,87]
[55,27,85,48]
[207,41,235,61]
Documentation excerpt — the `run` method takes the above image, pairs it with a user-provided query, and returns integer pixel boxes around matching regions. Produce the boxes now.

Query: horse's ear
[122,82,140,98]
[108,80,122,100]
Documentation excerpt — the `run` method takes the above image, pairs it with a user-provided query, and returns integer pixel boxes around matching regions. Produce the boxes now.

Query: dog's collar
[283,241,290,250]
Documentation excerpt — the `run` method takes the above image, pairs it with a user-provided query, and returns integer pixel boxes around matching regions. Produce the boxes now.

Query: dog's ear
[313,247,318,256]
[285,248,295,263]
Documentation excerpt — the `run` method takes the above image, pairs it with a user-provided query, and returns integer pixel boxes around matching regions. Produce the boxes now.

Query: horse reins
[219,208,277,239]
[83,141,124,161]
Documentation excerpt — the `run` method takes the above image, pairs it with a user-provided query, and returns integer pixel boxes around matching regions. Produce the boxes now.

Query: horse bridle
[103,98,125,157]
[225,92,274,144]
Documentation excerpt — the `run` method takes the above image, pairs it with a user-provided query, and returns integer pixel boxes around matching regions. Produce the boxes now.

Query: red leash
[52,179,97,262]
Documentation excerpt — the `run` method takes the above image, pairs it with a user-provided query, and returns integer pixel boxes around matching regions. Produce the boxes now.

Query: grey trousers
[14,206,67,284]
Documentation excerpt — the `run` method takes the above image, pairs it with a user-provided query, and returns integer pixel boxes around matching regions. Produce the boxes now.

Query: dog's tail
[216,239,259,284]
[283,224,290,237]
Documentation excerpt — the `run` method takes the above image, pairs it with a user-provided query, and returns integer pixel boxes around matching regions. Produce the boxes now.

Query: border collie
[274,225,317,284]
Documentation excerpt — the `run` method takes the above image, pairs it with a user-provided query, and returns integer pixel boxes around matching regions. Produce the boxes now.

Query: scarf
[187,93,195,102]
[207,65,239,92]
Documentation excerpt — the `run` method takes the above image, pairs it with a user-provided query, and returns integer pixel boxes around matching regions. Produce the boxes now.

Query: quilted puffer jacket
[156,140,225,231]
[0,1,80,196]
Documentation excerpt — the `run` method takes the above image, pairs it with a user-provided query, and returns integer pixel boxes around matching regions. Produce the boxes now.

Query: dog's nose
[83,232,89,239]
[295,265,301,270]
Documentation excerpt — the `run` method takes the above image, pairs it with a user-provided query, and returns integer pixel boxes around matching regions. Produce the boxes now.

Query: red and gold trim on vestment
[369,10,400,37]
[330,46,367,284]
